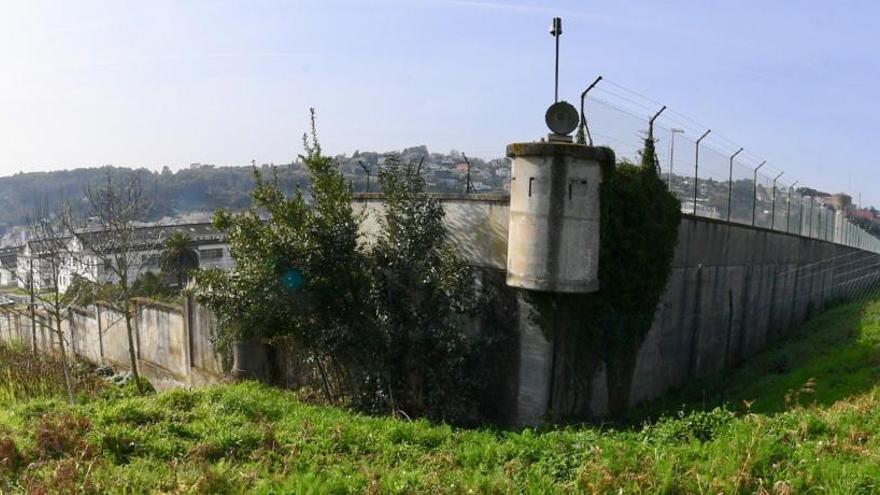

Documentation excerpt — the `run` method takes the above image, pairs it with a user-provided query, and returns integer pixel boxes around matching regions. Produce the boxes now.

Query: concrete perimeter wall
[2,195,878,425]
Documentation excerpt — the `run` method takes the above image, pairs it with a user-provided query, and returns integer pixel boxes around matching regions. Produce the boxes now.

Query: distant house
[0,246,20,288]
[5,222,233,294]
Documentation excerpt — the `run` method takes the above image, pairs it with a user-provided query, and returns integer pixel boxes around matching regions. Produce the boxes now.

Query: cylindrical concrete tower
[506,142,614,293]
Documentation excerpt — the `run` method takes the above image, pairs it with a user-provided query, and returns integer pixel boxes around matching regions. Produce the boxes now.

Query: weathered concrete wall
[624,217,880,412]
[0,296,224,391]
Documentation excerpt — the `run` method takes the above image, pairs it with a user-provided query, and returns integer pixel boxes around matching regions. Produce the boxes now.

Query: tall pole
[551,17,562,103]
[727,147,744,222]
[669,128,684,189]
[770,172,785,230]
[693,129,711,215]
[751,160,766,226]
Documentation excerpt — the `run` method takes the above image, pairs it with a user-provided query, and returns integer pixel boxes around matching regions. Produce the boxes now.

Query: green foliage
[6,300,880,495]
[639,135,659,173]
[644,407,735,443]
[195,114,485,422]
[362,156,483,420]
[63,272,179,307]
[194,110,373,394]
[0,342,105,403]
[159,231,199,288]
[529,145,682,418]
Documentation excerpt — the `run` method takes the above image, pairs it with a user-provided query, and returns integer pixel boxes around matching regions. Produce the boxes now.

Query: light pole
[751,160,766,226]
[693,129,711,215]
[786,180,799,232]
[770,172,785,230]
[669,128,684,189]
[727,147,744,222]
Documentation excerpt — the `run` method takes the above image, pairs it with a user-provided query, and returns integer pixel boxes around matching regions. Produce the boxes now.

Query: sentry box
[506,142,614,293]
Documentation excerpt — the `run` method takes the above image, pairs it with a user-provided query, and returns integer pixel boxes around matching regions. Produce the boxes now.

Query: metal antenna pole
[727,147,744,222]
[771,172,785,230]
[751,160,766,226]
[578,75,602,146]
[551,17,562,103]
[693,129,711,215]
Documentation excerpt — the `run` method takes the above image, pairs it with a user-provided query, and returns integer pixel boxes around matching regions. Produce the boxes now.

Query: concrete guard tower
[506,140,612,293]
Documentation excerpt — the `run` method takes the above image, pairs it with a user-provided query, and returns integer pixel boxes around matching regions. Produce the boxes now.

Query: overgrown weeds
[0,343,104,402]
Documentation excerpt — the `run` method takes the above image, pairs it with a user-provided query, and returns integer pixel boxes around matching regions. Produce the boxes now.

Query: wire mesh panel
[753,173,774,229]
[580,81,880,253]
[729,160,756,225]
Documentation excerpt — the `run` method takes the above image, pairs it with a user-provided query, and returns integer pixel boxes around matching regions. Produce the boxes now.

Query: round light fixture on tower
[545,101,579,136]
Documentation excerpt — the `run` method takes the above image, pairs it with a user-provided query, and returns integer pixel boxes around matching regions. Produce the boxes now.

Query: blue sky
[1,1,878,204]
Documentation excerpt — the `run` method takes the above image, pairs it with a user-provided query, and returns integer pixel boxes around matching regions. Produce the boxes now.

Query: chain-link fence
[583,80,880,254]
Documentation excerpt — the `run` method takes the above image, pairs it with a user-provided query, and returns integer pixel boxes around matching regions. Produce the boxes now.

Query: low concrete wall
[0,296,225,391]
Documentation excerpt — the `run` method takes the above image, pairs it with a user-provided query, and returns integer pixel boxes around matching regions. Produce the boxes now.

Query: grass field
[2,298,880,493]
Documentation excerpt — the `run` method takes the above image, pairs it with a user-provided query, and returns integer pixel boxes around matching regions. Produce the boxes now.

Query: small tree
[195,109,372,401]
[65,173,163,394]
[13,201,87,403]
[159,231,199,289]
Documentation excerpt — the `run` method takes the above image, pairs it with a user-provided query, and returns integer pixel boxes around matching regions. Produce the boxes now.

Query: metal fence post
[727,147,744,222]
[798,194,804,235]
[751,160,766,226]
[771,172,784,230]
[693,129,711,215]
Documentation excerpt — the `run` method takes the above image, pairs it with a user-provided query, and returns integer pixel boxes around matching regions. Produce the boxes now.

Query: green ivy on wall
[528,143,682,420]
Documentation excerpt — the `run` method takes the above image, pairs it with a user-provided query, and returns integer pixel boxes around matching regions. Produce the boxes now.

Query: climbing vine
[529,141,681,419]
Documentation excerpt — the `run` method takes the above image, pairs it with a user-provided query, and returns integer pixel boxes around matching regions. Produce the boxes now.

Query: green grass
[3,298,880,493]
